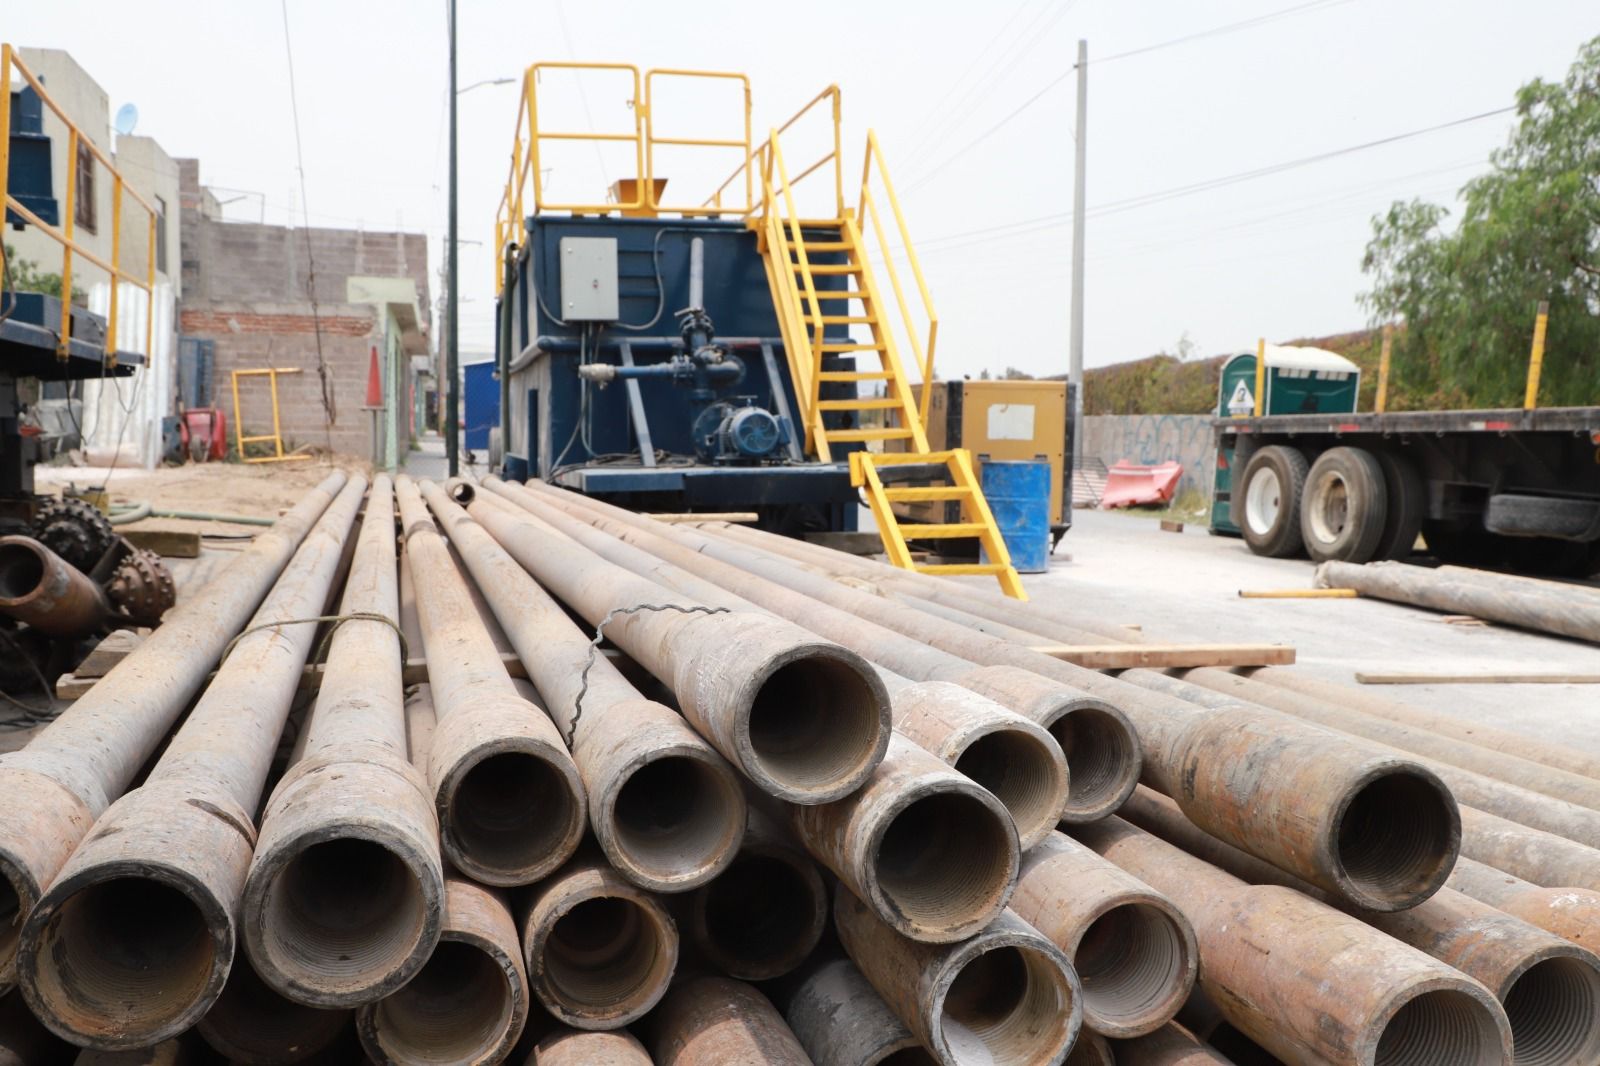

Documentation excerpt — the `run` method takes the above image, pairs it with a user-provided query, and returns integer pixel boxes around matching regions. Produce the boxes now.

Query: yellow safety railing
[644,69,752,217]
[1,43,157,365]
[707,85,843,219]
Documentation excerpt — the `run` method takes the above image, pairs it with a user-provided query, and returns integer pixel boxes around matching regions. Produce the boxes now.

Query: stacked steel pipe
[6,472,1600,1064]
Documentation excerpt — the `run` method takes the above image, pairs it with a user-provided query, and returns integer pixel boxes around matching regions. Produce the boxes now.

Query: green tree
[3,243,87,305]
[1361,37,1600,409]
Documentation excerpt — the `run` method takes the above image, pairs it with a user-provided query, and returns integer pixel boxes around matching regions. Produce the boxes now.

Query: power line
[280,0,336,447]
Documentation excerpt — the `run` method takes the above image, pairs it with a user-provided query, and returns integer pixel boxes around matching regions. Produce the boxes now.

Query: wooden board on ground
[1238,588,1359,599]
[1031,642,1297,669]
[120,529,202,558]
[1356,671,1600,685]
[651,512,760,524]
[75,630,144,678]
[1160,519,1184,533]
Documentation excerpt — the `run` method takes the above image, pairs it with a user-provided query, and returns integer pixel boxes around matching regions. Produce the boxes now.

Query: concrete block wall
[180,303,377,458]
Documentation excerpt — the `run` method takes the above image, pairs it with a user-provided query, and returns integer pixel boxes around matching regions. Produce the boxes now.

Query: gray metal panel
[558,237,619,321]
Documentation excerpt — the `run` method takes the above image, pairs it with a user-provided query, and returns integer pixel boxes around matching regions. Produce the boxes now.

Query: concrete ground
[1008,508,1600,755]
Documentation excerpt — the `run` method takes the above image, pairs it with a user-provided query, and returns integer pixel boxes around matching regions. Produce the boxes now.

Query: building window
[155,195,168,274]
[74,141,96,234]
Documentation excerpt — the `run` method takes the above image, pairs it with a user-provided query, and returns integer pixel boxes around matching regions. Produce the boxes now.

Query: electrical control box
[558,236,619,321]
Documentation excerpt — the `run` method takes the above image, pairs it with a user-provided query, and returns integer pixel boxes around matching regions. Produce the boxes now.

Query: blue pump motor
[692,400,786,463]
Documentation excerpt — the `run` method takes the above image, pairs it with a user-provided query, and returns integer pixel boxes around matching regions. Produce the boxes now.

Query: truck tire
[1301,447,1388,563]
[1373,452,1426,560]
[1237,445,1309,557]
[1485,493,1600,541]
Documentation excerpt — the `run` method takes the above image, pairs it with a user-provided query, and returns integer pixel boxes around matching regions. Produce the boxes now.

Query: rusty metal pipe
[0,991,72,1065]
[1457,804,1600,894]
[1072,816,1511,1065]
[1120,787,1600,1064]
[520,851,678,1030]
[1010,831,1196,1039]
[650,976,812,1066]
[194,955,352,1065]
[0,535,110,637]
[466,488,889,805]
[1067,1031,1114,1066]
[685,807,826,981]
[394,475,585,886]
[533,1027,652,1065]
[241,474,445,1008]
[532,488,1459,911]
[1448,857,1600,955]
[796,733,1018,943]
[16,475,367,1049]
[834,889,1082,1065]
[418,481,746,892]
[494,480,1123,827]
[0,471,347,992]
[1110,1023,1237,1066]
[784,957,936,1066]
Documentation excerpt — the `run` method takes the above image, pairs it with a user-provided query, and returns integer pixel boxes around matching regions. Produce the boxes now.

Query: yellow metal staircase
[745,94,1026,598]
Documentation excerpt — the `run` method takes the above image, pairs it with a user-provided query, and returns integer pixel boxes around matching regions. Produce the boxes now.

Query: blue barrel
[980,459,1052,573]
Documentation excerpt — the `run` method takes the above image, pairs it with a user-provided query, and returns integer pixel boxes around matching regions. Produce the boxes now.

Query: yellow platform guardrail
[0,43,157,365]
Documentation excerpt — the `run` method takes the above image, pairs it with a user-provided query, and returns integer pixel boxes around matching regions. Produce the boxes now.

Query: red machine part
[180,408,228,462]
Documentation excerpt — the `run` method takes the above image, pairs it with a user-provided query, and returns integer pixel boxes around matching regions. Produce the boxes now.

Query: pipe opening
[450,751,578,879]
[29,877,217,1039]
[448,481,477,505]
[1049,708,1137,819]
[372,940,512,1063]
[543,896,672,1015]
[954,730,1066,847]
[697,852,823,980]
[1335,771,1456,906]
[938,943,1075,1063]
[1375,988,1506,1066]
[1503,955,1600,1066]
[875,792,1012,934]
[747,656,882,794]
[258,837,429,993]
[878,1047,939,1066]
[1075,903,1190,1033]
[0,543,44,600]
[612,756,742,886]
[200,954,349,1062]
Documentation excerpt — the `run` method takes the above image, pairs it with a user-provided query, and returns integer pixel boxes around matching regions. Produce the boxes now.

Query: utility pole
[1069,39,1087,471]
[445,0,460,476]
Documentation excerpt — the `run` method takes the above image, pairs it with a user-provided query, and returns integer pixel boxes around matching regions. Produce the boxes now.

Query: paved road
[1001,508,1600,754]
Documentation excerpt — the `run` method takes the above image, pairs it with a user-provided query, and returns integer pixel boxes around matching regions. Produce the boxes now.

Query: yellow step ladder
[751,113,1025,597]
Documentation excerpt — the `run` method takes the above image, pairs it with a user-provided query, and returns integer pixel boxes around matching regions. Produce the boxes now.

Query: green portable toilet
[1210,345,1361,534]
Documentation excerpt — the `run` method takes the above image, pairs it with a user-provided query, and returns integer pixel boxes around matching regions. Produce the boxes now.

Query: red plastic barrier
[1099,460,1182,509]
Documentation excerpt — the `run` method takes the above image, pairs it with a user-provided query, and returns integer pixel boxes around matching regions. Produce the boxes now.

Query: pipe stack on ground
[11,473,1600,1064]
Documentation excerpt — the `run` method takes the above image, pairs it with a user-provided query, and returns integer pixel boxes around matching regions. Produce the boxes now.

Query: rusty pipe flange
[0,535,111,638]
[107,547,176,628]
[358,878,528,1066]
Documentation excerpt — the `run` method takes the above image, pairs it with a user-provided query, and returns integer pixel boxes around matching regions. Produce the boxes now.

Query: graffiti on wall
[1082,414,1215,500]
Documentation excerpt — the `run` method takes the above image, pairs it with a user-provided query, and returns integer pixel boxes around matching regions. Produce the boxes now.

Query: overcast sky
[9,1,1597,378]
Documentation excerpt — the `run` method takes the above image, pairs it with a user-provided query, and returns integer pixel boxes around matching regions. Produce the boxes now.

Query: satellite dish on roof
[114,103,139,137]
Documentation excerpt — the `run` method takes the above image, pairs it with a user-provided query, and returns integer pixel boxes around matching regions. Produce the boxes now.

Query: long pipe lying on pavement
[684,807,826,981]
[1118,789,1600,1065]
[649,976,813,1066]
[241,474,445,1008]
[18,475,367,1049]
[0,470,347,993]
[486,479,1097,834]
[1072,816,1512,1065]
[520,850,678,1030]
[1316,559,1600,645]
[476,480,1071,845]
[783,957,935,1066]
[193,955,352,1065]
[1447,856,1600,954]
[356,683,529,1066]
[0,535,110,637]
[394,475,585,885]
[834,889,1083,1066]
[1010,831,1196,1039]
[461,482,891,805]
[419,480,746,892]
[529,486,1460,912]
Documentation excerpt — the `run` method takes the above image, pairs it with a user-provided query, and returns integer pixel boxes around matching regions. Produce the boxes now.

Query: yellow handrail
[2,43,158,364]
[708,84,843,219]
[644,69,752,217]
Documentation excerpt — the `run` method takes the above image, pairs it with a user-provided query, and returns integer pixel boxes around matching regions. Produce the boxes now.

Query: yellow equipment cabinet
[903,380,1070,537]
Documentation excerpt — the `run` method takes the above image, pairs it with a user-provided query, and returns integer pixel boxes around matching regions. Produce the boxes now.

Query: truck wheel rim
[1245,469,1282,535]
[1309,472,1350,544]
